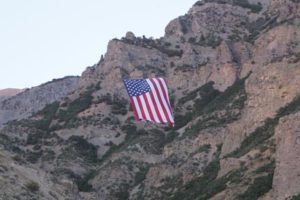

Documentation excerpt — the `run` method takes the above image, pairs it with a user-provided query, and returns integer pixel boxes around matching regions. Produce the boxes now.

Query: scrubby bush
[233,0,262,13]
[57,88,94,122]
[34,101,59,130]
[237,174,273,200]
[65,136,98,163]
[25,181,40,192]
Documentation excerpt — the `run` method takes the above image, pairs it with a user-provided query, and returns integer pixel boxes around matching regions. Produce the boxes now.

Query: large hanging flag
[123,77,174,127]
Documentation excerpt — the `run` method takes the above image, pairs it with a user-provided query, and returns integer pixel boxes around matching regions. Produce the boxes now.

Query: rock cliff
[1,0,300,199]
[0,76,80,126]
[0,88,25,101]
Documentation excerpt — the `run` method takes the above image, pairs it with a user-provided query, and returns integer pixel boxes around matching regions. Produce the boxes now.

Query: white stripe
[146,79,167,122]
[159,78,171,107]
[132,96,143,120]
[152,78,174,123]
[145,92,160,123]
[159,78,174,118]
[139,95,151,121]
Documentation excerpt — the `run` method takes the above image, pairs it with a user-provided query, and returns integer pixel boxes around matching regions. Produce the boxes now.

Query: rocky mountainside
[0,88,25,101]
[0,76,80,127]
[1,0,300,199]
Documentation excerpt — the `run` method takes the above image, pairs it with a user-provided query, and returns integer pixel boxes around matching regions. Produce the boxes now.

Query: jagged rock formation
[0,76,80,126]
[1,0,300,199]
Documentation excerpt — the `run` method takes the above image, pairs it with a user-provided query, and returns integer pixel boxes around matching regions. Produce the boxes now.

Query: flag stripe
[129,97,139,120]
[147,80,167,122]
[149,78,171,124]
[159,78,171,106]
[136,95,147,121]
[142,93,156,122]
[148,90,164,123]
[157,78,174,122]
[152,78,173,123]
[139,94,152,121]
[124,77,174,126]
[145,92,160,123]
[132,96,143,120]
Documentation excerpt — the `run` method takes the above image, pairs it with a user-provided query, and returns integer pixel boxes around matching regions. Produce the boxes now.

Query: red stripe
[142,93,155,122]
[149,90,163,123]
[157,78,173,120]
[129,97,139,120]
[136,95,147,121]
[150,78,172,124]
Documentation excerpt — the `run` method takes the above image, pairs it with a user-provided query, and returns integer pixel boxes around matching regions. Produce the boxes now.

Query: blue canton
[123,79,151,96]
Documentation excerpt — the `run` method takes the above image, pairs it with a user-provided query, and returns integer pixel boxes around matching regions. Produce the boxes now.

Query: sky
[0,0,197,89]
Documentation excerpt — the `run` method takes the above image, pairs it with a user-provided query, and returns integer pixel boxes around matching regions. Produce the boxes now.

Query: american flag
[123,78,174,127]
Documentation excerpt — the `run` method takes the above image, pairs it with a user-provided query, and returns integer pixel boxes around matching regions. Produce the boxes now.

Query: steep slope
[1,0,300,199]
[0,88,25,101]
[0,76,80,126]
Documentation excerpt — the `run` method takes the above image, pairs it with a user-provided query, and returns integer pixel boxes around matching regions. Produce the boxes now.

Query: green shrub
[136,64,166,77]
[270,55,285,63]
[41,149,55,162]
[197,144,211,153]
[74,171,95,192]
[233,0,262,13]
[57,88,94,122]
[65,136,98,163]
[25,181,40,192]
[98,125,141,163]
[202,76,248,114]
[174,64,194,72]
[227,118,277,158]
[227,95,300,158]
[254,161,275,174]
[174,112,193,130]
[194,1,204,6]
[114,183,130,200]
[119,35,183,57]
[34,101,59,130]
[245,30,260,44]
[170,159,222,200]
[136,129,169,154]
[175,81,221,130]
[111,96,128,115]
[97,93,113,104]
[26,131,46,145]
[177,81,219,106]
[159,175,183,193]
[26,150,43,163]
[193,82,221,115]
[184,75,249,138]
[237,174,273,200]
[288,194,300,200]
[276,95,300,118]
[191,33,222,48]
[164,131,179,144]
[170,146,223,200]
[288,53,300,63]
[134,166,150,184]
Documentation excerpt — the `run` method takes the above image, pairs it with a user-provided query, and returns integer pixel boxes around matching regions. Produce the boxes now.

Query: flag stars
[124,79,151,96]
[123,77,174,127]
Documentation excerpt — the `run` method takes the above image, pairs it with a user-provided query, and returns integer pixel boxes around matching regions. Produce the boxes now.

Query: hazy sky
[0,0,197,89]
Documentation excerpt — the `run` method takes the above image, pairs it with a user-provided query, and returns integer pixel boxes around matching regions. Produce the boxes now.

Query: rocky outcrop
[1,0,300,199]
[0,88,25,101]
[0,76,79,126]
[272,111,300,200]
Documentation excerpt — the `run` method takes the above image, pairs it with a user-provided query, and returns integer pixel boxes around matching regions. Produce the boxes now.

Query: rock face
[273,112,300,200]
[0,88,25,101]
[0,76,80,126]
[1,0,300,199]
[0,88,24,97]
